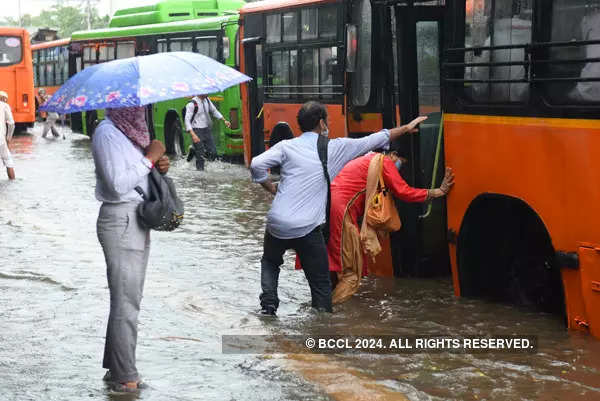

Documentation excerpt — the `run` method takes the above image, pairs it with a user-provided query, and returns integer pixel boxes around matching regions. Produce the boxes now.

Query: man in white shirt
[250,101,426,315]
[184,94,231,170]
[0,91,16,180]
[39,88,61,138]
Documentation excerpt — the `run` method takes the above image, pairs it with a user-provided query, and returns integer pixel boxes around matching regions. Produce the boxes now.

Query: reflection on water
[0,125,599,401]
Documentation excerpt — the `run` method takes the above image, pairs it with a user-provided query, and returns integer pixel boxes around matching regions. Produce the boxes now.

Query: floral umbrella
[40,51,251,113]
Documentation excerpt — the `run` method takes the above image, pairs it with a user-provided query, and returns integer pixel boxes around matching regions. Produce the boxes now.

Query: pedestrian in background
[250,101,427,315]
[92,106,169,393]
[38,89,61,138]
[184,94,231,170]
[0,90,16,180]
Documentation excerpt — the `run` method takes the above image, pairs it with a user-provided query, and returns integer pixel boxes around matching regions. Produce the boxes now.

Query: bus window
[283,12,297,42]
[301,9,317,40]
[116,42,135,59]
[195,37,218,59]
[158,39,168,53]
[269,51,289,98]
[0,36,22,65]
[235,30,240,68]
[170,38,193,52]
[464,0,531,103]
[39,53,46,86]
[61,47,69,83]
[301,48,319,97]
[99,43,115,62]
[33,51,38,86]
[267,14,281,44]
[547,0,600,103]
[47,63,55,86]
[351,0,372,106]
[256,44,264,88]
[319,6,337,40]
[320,47,338,98]
[83,45,96,67]
[417,21,441,114]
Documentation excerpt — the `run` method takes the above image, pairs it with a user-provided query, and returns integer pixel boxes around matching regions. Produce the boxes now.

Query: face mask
[395,159,403,171]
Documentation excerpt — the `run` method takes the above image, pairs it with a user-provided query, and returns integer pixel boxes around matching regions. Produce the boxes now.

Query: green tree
[1,5,109,37]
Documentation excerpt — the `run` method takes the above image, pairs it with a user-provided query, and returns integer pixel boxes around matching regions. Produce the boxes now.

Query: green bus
[69,0,246,158]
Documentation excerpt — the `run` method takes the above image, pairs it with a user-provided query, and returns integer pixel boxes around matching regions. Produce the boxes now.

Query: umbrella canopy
[40,51,251,114]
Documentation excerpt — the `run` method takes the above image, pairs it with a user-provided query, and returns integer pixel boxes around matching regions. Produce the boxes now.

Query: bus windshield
[0,36,22,65]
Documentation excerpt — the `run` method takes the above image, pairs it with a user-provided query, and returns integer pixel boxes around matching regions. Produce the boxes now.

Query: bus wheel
[166,117,184,157]
[457,194,565,316]
[86,111,98,137]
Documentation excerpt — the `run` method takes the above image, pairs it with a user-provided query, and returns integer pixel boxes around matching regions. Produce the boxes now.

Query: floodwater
[1,124,599,401]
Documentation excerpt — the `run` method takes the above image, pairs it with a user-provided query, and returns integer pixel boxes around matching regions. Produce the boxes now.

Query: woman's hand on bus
[156,156,170,174]
[389,116,428,140]
[440,167,454,195]
[223,119,231,129]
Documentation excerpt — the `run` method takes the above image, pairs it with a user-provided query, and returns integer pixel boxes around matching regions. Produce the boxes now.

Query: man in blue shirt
[250,101,426,315]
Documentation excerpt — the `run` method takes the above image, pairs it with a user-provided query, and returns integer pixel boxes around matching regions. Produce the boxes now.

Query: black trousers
[192,127,217,170]
[260,226,332,312]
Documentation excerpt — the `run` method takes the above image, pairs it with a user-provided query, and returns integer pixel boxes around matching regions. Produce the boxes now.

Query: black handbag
[134,168,184,231]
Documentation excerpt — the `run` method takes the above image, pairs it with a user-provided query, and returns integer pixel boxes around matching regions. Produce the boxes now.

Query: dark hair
[297,101,327,132]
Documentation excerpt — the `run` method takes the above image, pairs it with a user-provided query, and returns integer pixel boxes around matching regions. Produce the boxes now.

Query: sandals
[103,371,148,393]
[110,381,148,393]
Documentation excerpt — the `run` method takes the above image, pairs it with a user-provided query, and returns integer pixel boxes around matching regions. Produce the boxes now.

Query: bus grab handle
[419,113,444,220]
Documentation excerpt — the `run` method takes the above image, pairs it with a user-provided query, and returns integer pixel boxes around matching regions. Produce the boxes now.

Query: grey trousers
[97,202,150,383]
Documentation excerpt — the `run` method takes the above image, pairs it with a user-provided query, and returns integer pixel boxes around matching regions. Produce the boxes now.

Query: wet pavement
[0,124,599,401]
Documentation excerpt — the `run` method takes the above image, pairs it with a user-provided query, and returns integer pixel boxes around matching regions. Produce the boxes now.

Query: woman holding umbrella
[39,51,251,392]
[93,107,169,392]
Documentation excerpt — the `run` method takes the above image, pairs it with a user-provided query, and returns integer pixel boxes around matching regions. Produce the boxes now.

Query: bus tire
[86,111,98,137]
[457,194,565,316]
[165,116,184,156]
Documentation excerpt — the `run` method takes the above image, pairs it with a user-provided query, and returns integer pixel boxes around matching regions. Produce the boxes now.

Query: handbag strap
[317,134,331,237]
[377,154,386,191]
[134,186,147,200]
[135,167,159,200]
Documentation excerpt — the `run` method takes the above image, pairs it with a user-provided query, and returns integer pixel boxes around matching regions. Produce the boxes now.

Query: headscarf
[106,106,150,149]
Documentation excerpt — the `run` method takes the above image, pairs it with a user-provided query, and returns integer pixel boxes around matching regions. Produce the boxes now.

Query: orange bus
[0,27,35,130]
[240,0,600,339]
[31,38,71,119]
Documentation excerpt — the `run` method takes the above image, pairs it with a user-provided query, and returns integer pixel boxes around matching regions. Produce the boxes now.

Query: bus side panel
[6,32,35,126]
[347,112,383,135]
[263,103,345,141]
[444,114,600,336]
[216,85,244,157]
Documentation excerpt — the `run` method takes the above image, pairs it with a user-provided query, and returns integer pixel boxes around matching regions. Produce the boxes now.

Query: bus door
[68,43,84,132]
[389,4,449,276]
[243,37,265,159]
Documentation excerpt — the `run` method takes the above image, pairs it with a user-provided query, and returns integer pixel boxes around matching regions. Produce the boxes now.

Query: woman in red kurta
[328,152,454,303]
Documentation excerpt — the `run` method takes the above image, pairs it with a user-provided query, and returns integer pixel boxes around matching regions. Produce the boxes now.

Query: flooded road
[1,124,599,401]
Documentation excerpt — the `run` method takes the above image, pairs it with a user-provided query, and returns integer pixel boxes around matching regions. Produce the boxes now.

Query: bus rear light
[23,94,29,107]
[229,108,239,130]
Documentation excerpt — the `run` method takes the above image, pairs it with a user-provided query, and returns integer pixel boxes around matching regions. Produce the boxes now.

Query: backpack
[181,99,199,123]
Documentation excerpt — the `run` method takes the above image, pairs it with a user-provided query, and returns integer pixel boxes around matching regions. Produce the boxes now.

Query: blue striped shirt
[250,130,390,239]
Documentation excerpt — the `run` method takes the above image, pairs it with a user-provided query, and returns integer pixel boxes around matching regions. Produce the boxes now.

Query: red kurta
[327,153,428,272]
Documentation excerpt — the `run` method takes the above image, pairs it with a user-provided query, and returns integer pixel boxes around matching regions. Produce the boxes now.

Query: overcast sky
[4,0,157,20]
